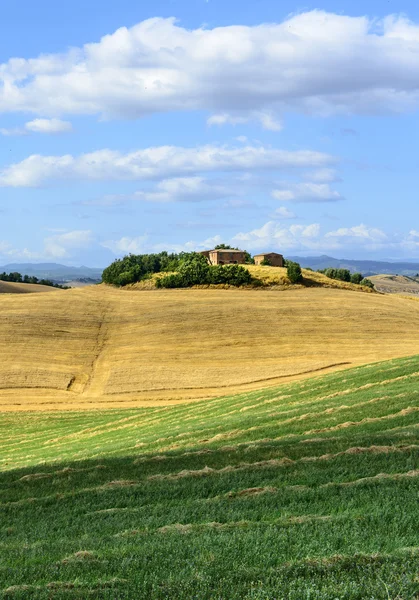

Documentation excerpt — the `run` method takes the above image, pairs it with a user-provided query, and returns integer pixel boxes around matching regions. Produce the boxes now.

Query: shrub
[287,261,303,284]
[323,268,351,282]
[260,258,271,266]
[360,278,374,289]
[158,261,253,288]
[155,274,186,288]
[350,272,363,285]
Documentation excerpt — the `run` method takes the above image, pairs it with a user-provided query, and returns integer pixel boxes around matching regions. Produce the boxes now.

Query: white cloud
[25,118,73,134]
[2,12,419,123]
[231,221,323,251]
[43,230,94,258]
[272,206,296,219]
[325,224,387,242]
[271,182,343,203]
[0,118,73,136]
[132,176,237,203]
[208,111,282,131]
[0,144,335,187]
[101,235,149,255]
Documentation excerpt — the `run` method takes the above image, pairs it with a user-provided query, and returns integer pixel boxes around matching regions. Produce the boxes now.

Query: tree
[360,278,374,289]
[287,261,303,284]
[350,273,363,285]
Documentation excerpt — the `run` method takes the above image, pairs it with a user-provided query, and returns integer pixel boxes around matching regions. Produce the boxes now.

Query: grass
[1,355,419,598]
[2,284,419,410]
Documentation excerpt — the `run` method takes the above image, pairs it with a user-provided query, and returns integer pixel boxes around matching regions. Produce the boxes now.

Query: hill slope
[369,274,419,297]
[1,356,419,598]
[0,281,62,294]
[1,285,419,410]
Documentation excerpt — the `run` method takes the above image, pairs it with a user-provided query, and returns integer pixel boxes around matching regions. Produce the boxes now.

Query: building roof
[254,252,283,257]
[209,249,245,254]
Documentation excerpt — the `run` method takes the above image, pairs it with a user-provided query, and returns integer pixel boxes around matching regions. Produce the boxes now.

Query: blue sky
[1,0,419,266]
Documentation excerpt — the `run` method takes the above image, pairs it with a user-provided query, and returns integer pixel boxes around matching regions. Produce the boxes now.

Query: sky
[1,0,419,266]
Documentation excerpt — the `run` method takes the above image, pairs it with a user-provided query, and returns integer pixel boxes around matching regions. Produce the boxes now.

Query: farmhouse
[254,252,284,267]
[199,249,247,265]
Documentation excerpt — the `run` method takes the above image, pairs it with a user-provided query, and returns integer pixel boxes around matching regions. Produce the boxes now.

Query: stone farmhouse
[199,249,246,265]
[254,252,284,267]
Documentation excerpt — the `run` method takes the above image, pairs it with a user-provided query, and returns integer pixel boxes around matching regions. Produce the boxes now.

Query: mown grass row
[1,356,419,598]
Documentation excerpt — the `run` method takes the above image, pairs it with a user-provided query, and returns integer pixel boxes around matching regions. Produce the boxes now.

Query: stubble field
[1,284,419,411]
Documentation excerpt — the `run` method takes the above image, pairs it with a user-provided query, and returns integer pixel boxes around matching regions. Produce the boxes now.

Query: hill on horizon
[288,254,419,276]
[0,262,103,282]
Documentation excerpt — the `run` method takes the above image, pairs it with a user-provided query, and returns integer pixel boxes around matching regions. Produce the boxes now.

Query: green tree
[360,278,374,289]
[287,261,303,284]
[350,272,363,285]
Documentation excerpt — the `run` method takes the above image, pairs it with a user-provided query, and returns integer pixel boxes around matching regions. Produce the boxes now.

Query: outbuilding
[254,252,284,267]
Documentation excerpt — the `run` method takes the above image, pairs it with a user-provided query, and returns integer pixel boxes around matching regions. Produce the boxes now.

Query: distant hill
[369,274,419,297]
[287,255,419,276]
[0,263,103,283]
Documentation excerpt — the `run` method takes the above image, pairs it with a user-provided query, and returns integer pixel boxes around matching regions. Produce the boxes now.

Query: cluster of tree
[102,247,256,288]
[156,254,253,288]
[318,268,374,288]
[101,252,182,286]
[0,272,69,289]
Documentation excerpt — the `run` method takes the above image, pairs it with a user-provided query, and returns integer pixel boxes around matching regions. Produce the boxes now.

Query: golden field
[1,281,419,411]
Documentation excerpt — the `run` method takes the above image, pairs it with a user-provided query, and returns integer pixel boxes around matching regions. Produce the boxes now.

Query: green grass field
[1,355,419,599]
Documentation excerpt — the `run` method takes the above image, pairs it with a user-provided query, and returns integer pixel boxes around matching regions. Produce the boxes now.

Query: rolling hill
[2,281,419,411]
[369,274,419,297]
[0,281,63,295]
[1,355,418,598]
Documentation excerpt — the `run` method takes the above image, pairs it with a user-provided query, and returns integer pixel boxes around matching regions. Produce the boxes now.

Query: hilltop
[1,284,419,411]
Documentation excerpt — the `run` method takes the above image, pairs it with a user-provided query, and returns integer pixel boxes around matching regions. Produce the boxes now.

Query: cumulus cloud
[101,235,149,255]
[43,230,94,258]
[0,118,73,136]
[0,144,335,187]
[231,221,323,251]
[325,224,387,242]
[271,182,343,203]
[2,12,419,123]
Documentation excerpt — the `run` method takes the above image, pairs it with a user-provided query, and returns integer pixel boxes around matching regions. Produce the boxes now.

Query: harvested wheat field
[2,284,419,411]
